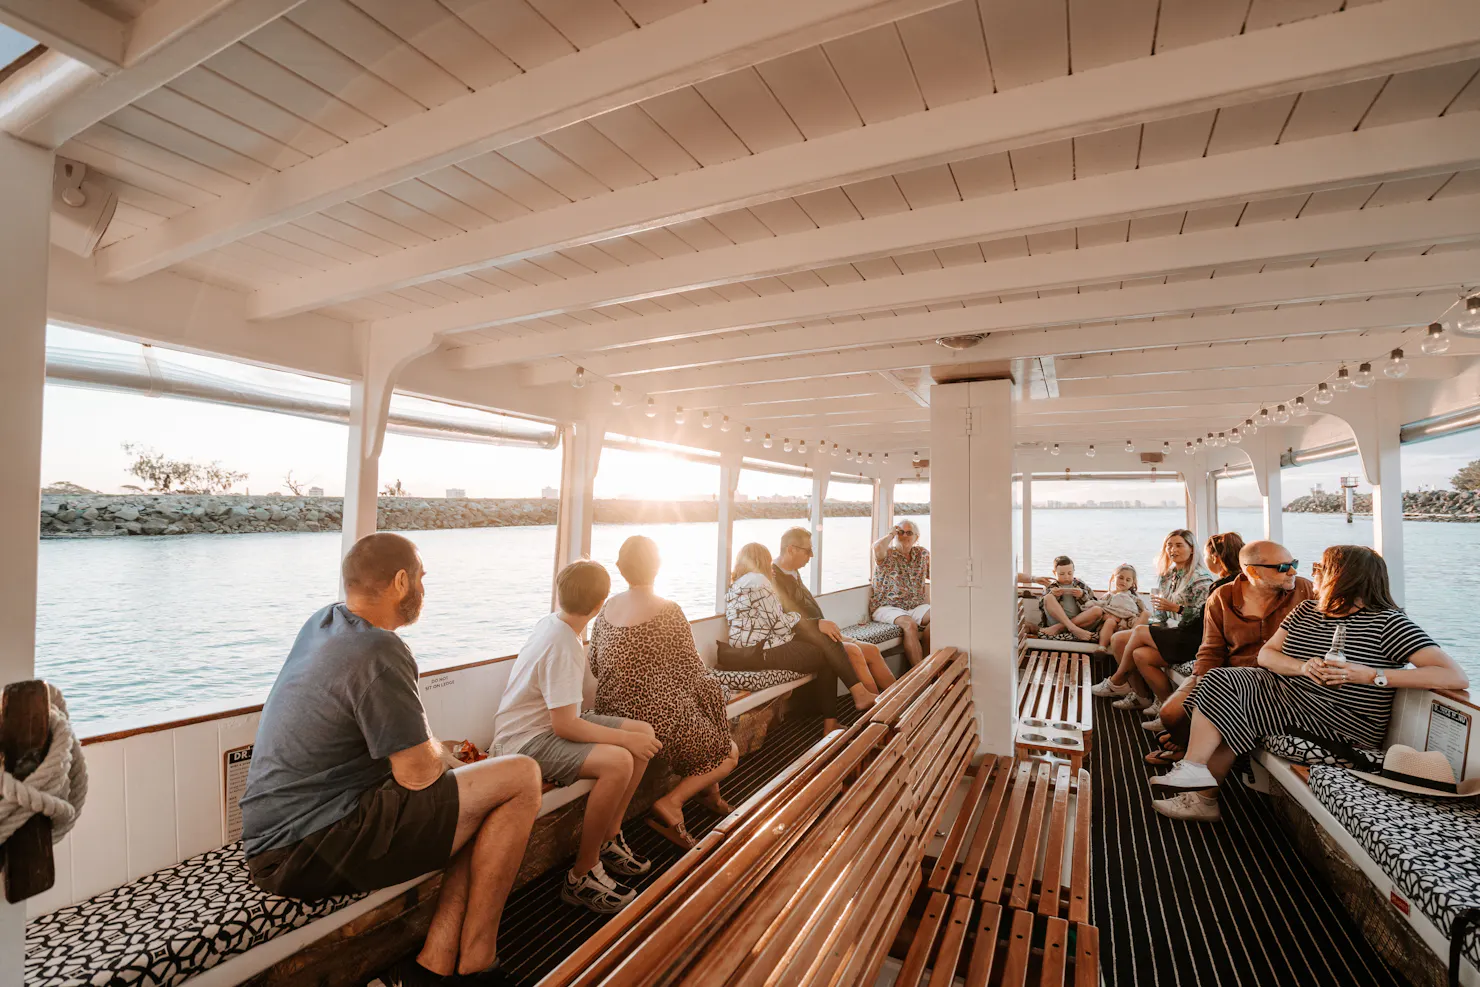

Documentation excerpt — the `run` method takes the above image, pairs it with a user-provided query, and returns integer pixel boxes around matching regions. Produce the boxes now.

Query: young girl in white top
[1097,564,1148,649]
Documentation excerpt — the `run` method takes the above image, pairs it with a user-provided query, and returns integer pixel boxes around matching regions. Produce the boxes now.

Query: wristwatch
[1373,670,1390,688]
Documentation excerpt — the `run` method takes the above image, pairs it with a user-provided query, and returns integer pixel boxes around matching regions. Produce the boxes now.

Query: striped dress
[1186,599,1436,753]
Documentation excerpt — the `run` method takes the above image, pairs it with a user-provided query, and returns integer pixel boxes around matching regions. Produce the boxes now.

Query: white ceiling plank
[14,0,308,148]
[450,194,1480,369]
[513,254,1478,382]
[659,375,896,405]
[0,0,126,73]
[240,0,1480,318]
[268,112,1480,325]
[93,0,961,282]
[1059,365,1330,397]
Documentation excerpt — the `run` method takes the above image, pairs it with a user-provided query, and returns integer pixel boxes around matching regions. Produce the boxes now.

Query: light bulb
[610,383,622,406]
[1162,441,1170,454]
[1229,427,1241,444]
[1206,433,1215,447]
[1050,443,1061,456]
[883,453,889,464]
[1314,382,1333,405]
[1244,417,1257,436]
[798,439,807,454]
[832,443,839,457]
[1217,432,1228,446]
[572,366,586,389]
[1197,437,1205,447]
[1086,444,1096,458]
[1273,404,1290,424]
[783,437,792,452]
[1293,396,1309,417]
[1422,322,1450,355]
[1452,294,1480,336]
[845,448,853,461]
[1332,365,1352,392]
[702,411,712,428]
[763,433,773,449]
[644,397,657,418]
[675,406,685,425]
[1124,440,1135,453]
[867,452,875,464]
[1353,362,1374,388]
[743,426,752,443]
[1259,408,1271,425]
[1384,348,1408,379]
[720,415,731,432]
[1184,441,1194,456]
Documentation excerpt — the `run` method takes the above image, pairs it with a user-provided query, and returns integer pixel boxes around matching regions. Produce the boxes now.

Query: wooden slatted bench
[1015,650,1093,770]
[535,647,976,987]
[897,754,1097,987]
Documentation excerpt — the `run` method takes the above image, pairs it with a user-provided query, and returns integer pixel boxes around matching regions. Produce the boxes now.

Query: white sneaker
[1153,791,1221,822]
[1141,716,1164,733]
[1143,700,1162,717]
[1111,693,1149,710]
[1150,760,1218,789]
[600,831,651,878]
[1091,677,1130,697]
[561,862,636,914]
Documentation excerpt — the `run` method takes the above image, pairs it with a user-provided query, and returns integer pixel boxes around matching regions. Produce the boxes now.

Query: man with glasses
[1137,540,1314,763]
[870,519,931,666]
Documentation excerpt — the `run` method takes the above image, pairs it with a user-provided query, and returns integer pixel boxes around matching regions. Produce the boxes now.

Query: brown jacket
[1192,574,1315,677]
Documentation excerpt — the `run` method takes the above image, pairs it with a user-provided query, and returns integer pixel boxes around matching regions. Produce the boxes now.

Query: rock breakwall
[39,494,931,538]
[1284,489,1480,521]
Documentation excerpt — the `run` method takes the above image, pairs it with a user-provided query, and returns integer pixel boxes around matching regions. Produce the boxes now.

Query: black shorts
[1149,622,1203,666]
[247,772,459,900]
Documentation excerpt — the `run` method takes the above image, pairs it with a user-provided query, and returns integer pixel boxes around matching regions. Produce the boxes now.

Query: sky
[39,326,1480,504]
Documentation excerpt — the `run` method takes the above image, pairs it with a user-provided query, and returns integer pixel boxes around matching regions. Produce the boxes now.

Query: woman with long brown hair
[1150,545,1469,822]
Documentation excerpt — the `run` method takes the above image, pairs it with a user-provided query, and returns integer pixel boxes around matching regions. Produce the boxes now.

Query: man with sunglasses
[1138,540,1314,762]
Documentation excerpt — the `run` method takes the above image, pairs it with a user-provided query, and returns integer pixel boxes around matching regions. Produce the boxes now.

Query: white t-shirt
[493,613,587,755]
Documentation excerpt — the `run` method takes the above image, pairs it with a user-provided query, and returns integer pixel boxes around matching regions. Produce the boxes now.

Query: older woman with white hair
[871,519,931,666]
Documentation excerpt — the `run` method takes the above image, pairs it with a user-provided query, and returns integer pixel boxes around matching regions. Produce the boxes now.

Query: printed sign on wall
[224,744,253,843]
[1424,702,1471,780]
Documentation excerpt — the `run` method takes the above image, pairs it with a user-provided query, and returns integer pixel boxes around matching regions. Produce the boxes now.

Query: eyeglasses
[1248,561,1299,574]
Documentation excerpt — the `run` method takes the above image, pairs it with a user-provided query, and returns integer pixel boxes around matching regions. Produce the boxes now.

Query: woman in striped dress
[1151,545,1469,822]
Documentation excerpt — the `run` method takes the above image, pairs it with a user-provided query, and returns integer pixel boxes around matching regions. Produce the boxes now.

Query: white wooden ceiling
[6,0,1480,458]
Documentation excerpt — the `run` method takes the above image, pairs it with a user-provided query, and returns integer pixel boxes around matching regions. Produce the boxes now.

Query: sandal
[1145,747,1186,765]
[645,813,696,850]
[698,791,732,816]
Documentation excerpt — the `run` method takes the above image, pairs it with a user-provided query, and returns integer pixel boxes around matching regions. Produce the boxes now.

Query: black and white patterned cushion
[711,667,806,702]
[26,842,362,987]
[1262,734,1383,767]
[1309,765,1480,969]
[841,621,903,646]
[1173,660,1197,678]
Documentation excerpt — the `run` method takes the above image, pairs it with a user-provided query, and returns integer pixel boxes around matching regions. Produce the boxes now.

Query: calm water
[35,508,1472,732]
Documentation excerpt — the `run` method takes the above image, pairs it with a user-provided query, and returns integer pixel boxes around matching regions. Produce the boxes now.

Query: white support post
[1246,429,1286,543]
[716,453,742,614]
[1182,451,1214,546]
[340,324,437,567]
[871,468,897,544]
[931,379,1017,754]
[554,419,605,575]
[1020,471,1033,575]
[0,133,51,979]
[1340,383,1407,604]
[808,462,830,595]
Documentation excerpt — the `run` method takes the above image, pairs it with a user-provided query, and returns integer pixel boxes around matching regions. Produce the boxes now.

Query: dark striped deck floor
[490,697,865,985]
[1090,684,1409,987]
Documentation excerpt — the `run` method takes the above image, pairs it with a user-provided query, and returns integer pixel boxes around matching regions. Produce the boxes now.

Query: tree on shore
[1452,459,1480,491]
[122,443,247,494]
[283,471,305,496]
[42,481,95,495]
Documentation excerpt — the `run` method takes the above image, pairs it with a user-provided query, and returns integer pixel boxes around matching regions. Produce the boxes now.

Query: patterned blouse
[725,571,800,649]
[1153,564,1215,625]
[871,546,930,611]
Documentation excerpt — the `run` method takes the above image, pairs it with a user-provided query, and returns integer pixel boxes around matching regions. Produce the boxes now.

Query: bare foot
[823,717,841,734]
[1041,623,1065,636]
[1069,625,1096,642]
[849,682,877,710]
[650,796,685,831]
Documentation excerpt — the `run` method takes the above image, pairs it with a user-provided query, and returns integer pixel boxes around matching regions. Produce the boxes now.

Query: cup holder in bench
[1052,721,1078,731]
[1052,736,1081,748]
[1020,733,1048,743]
[1022,718,1049,728]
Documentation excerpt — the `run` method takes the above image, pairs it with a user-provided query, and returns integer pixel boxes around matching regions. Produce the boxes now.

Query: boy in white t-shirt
[493,560,662,914]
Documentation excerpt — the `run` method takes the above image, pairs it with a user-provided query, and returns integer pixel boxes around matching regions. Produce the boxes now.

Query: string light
[1259,408,1272,426]
[866,452,875,464]
[1162,441,1170,455]
[1273,404,1290,424]
[1353,361,1374,388]
[763,433,773,449]
[1314,382,1333,405]
[1244,417,1257,435]
[572,366,586,389]
[610,383,622,406]
[1217,431,1228,446]
[644,397,657,418]
[743,425,752,443]
[1229,427,1242,444]
[783,437,792,452]
[702,411,712,428]
[720,414,731,432]
[1124,439,1135,453]
[1452,294,1480,336]
[675,406,685,425]
[1184,441,1195,455]
[1384,348,1409,379]
[832,443,839,457]
[1293,396,1309,417]
[1050,443,1061,456]
[1332,365,1353,392]
[1086,444,1096,458]
[798,438,807,454]
[1422,322,1450,355]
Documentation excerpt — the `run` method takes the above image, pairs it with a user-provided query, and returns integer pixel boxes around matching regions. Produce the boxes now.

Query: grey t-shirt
[241,604,432,857]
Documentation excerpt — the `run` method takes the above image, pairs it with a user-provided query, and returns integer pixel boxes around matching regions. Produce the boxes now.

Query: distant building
[736,493,749,502]
[541,486,558,499]
[308,486,324,497]
[446,488,466,498]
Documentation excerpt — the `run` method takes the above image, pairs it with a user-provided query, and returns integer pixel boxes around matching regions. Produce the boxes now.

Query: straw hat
[1349,745,1480,799]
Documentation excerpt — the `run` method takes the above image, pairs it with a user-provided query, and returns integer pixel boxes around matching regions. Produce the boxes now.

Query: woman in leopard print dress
[590,536,739,847]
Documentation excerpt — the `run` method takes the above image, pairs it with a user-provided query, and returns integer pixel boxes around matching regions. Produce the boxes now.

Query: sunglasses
[1248,560,1299,574]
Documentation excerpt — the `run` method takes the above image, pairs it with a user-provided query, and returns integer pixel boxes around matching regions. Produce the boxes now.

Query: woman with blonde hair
[720,542,874,735]
[589,536,738,848]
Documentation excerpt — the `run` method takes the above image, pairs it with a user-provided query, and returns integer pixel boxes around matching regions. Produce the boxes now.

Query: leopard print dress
[590,601,733,777]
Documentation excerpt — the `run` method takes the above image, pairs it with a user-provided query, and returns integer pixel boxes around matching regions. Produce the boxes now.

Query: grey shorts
[518,713,626,787]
